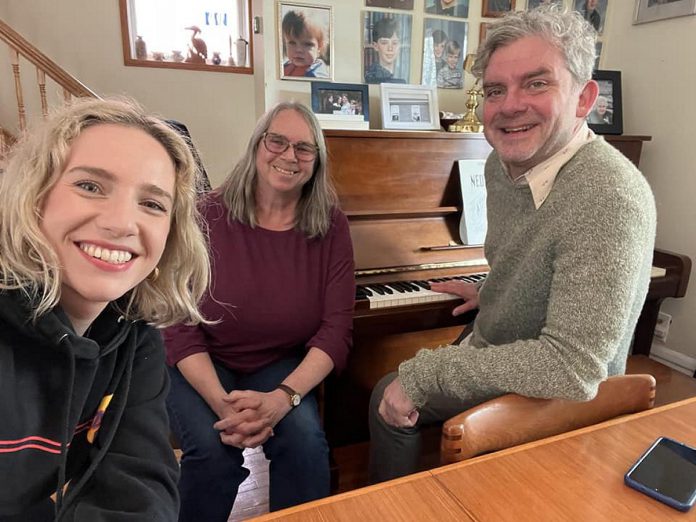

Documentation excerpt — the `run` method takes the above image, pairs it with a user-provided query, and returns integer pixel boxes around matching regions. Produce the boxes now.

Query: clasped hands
[213,389,290,449]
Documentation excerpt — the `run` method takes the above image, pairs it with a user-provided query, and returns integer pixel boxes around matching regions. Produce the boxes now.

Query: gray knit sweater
[399,138,656,408]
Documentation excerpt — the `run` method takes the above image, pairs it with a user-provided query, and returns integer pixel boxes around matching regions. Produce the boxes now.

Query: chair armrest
[441,374,656,465]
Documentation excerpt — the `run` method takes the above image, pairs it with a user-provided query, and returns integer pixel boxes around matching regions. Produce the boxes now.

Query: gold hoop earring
[148,267,160,282]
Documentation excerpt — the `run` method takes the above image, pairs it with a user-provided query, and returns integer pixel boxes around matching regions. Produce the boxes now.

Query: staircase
[0,17,98,158]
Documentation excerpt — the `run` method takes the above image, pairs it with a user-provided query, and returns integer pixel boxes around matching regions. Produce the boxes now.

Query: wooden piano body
[322,129,691,448]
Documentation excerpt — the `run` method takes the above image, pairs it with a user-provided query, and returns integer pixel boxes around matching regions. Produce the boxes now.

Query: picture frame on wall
[424,0,471,18]
[574,0,607,35]
[278,2,333,81]
[366,0,415,9]
[527,0,563,8]
[310,81,370,121]
[363,11,413,84]
[380,83,440,130]
[421,17,469,89]
[482,0,516,17]
[633,0,696,24]
[587,70,622,135]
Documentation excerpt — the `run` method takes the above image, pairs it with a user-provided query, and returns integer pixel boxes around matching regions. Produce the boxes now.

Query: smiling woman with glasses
[163,101,355,520]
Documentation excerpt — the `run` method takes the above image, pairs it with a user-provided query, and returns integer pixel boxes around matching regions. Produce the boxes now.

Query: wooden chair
[440,373,656,465]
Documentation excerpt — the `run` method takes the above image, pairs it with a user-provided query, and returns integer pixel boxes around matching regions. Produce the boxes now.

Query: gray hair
[472,5,597,86]
[219,101,337,238]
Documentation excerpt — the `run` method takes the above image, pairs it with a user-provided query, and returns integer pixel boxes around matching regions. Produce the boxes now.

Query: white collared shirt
[508,122,597,209]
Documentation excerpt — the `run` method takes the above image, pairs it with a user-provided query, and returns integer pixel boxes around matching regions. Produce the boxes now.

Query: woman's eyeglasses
[262,132,318,161]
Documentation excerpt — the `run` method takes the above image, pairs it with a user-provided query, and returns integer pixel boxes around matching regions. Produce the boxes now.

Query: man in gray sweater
[369,6,656,483]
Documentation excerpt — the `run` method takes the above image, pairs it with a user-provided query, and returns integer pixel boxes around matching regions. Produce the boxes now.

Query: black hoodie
[0,291,178,521]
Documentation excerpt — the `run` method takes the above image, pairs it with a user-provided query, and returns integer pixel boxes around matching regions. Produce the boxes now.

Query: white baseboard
[649,341,696,376]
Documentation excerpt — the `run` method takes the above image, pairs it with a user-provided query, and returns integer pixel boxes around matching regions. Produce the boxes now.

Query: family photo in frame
[278,2,333,80]
[310,81,369,121]
[587,70,622,135]
[424,0,470,18]
[421,18,469,89]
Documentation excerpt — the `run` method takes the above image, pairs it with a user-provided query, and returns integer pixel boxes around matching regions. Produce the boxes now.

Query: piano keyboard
[356,273,488,309]
[357,266,668,310]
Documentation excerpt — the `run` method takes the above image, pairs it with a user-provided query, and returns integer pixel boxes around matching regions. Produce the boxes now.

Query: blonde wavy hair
[0,97,210,327]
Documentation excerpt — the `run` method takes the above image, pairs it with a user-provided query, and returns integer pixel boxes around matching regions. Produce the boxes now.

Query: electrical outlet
[654,312,672,342]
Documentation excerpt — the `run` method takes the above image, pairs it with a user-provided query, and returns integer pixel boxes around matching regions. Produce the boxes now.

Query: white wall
[0,0,261,188]
[602,3,696,359]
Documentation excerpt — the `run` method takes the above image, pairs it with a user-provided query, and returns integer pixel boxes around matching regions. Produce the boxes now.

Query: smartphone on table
[625,436,696,512]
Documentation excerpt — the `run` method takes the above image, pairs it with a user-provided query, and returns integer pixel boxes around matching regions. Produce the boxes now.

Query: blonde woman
[0,98,209,520]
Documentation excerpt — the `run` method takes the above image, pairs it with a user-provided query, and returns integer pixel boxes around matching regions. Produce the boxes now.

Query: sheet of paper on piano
[458,159,487,245]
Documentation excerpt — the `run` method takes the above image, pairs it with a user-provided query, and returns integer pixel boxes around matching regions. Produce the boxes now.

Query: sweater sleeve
[306,210,355,373]
[399,154,656,407]
[62,328,179,521]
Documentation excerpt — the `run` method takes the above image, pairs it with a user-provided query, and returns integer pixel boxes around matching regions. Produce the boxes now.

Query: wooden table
[251,398,696,521]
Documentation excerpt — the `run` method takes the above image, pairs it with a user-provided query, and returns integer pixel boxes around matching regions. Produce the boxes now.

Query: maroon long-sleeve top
[164,192,355,374]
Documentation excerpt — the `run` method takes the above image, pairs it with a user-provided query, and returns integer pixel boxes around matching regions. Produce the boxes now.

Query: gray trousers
[368,372,478,484]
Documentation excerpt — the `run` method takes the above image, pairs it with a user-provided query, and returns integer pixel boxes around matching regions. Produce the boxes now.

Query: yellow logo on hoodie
[87,394,113,443]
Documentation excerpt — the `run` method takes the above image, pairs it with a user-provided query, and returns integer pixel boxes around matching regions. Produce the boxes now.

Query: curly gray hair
[472,5,597,86]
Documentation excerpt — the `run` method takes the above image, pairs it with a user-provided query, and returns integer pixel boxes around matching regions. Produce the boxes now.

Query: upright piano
[322,129,691,448]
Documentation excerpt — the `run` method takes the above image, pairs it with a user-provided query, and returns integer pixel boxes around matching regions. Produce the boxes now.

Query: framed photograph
[482,0,516,17]
[363,11,413,84]
[634,0,696,24]
[311,82,370,121]
[421,18,469,89]
[380,83,440,130]
[574,0,607,35]
[278,2,333,81]
[479,22,490,45]
[587,70,622,135]
[527,0,563,8]
[366,0,414,9]
[424,0,471,18]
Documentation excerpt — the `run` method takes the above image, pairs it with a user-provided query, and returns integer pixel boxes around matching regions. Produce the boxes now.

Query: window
[119,0,253,73]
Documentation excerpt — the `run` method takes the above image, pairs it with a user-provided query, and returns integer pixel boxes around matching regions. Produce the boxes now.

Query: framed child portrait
[363,11,413,84]
[380,83,440,130]
[421,18,468,89]
[424,0,471,18]
[311,82,370,121]
[366,0,415,9]
[482,0,515,17]
[278,2,333,81]
[586,70,622,135]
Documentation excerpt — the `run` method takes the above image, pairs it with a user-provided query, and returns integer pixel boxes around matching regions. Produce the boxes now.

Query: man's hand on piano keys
[379,377,419,428]
[429,281,480,316]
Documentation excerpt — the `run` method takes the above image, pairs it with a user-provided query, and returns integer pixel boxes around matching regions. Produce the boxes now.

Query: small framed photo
[380,83,440,130]
[634,0,696,25]
[366,0,414,9]
[587,70,622,135]
[527,0,563,8]
[482,0,515,17]
[424,0,471,18]
[278,2,333,81]
[479,22,490,46]
[574,0,607,35]
[311,82,370,121]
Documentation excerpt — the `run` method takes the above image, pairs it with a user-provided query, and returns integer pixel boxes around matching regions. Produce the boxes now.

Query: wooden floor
[228,354,696,521]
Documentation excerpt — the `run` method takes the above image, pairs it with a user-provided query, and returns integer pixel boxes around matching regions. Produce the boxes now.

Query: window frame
[118,0,254,74]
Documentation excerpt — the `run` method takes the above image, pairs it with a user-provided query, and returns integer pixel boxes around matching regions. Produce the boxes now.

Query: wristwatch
[276,384,301,408]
